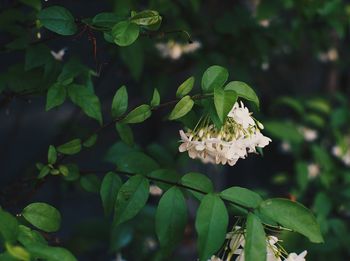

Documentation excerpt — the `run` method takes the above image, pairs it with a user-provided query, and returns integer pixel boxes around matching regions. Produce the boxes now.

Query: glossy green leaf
[176,76,195,98]
[116,151,159,175]
[57,139,82,155]
[181,172,213,200]
[225,81,259,108]
[112,21,139,46]
[47,145,57,165]
[130,10,161,26]
[100,172,123,216]
[201,65,228,93]
[245,213,266,261]
[114,175,149,226]
[38,6,77,35]
[214,86,237,123]
[22,203,61,232]
[68,84,103,125]
[169,95,194,120]
[112,86,128,118]
[46,83,66,111]
[123,104,151,124]
[220,186,262,209]
[156,187,187,255]
[115,123,134,146]
[150,88,160,107]
[195,194,228,261]
[259,198,324,243]
[0,209,18,243]
[17,225,47,247]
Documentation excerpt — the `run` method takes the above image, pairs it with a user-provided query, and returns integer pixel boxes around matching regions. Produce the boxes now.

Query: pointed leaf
[112,86,128,118]
[169,95,194,120]
[176,76,195,98]
[225,81,259,108]
[214,86,237,123]
[245,213,266,261]
[100,172,122,216]
[201,65,228,93]
[112,21,139,46]
[123,104,151,124]
[220,187,262,209]
[46,83,66,111]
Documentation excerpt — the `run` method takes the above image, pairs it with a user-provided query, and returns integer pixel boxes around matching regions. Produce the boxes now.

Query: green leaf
[5,243,30,261]
[245,213,266,261]
[25,44,51,71]
[225,81,260,108]
[100,172,123,216]
[68,84,103,125]
[38,6,77,35]
[148,169,179,191]
[123,104,152,124]
[115,123,134,146]
[20,0,42,11]
[112,21,139,46]
[181,172,213,200]
[46,83,67,111]
[83,134,98,148]
[38,165,50,179]
[155,187,187,255]
[22,203,61,232]
[92,12,121,28]
[264,121,303,144]
[150,88,160,107]
[112,86,128,118]
[201,65,228,93]
[176,76,195,98]
[169,95,194,120]
[259,198,324,243]
[0,209,19,243]
[114,175,149,226]
[57,59,86,83]
[130,10,161,26]
[80,174,101,194]
[214,86,237,123]
[63,164,80,181]
[116,151,159,175]
[47,145,57,165]
[119,41,144,80]
[195,194,228,261]
[25,244,77,261]
[220,187,262,209]
[57,139,82,155]
[17,225,47,247]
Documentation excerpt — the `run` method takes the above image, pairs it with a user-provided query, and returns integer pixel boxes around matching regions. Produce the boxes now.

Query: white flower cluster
[332,139,350,166]
[208,228,307,261]
[179,101,271,166]
[156,40,201,60]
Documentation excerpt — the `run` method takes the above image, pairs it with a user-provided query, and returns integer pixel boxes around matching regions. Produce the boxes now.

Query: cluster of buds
[179,101,271,166]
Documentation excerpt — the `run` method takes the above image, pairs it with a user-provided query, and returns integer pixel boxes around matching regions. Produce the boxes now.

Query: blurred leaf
[264,121,303,143]
[46,83,66,111]
[313,192,331,217]
[112,21,139,46]
[25,244,77,261]
[120,41,144,80]
[38,6,77,35]
[112,86,128,118]
[259,198,323,243]
[22,203,61,233]
[156,187,187,255]
[47,145,57,165]
[115,123,134,146]
[114,175,149,226]
[123,104,152,124]
[5,243,30,261]
[92,12,121,28]
[169,95,194,120]
[25,44,51,71]
[57,139,81,155]
[201,65,228,93]
[63,164,80,181]
[83,134,98,148]
[150,88,160,107]
[220,186,262,209]
[0,209,19,243]
[214,86,237,123]
[245,213,266,261]
[80,174,101,194]
[295,161,308,191]
[176,76,195,98]
[225,81,259,108]
[100,172,122,216]
[195,194,228,261]
[274,96,304,115]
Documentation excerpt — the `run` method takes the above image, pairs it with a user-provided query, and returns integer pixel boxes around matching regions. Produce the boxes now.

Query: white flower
[228,102,255,129]
[281,141,291,153]
[284,251,307,261]
[332,144,350,166]
[307,163,320,179]
[298,127,318,142]
[51,48,67,61]
[156,40,201,60]
[149,185,163,196]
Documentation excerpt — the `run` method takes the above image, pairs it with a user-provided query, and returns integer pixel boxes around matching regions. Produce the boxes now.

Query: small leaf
[245,213,266,261]
[123,104,152,124]
[68,84,103,125]
[80,174,101,194]
[58,165,69,176]
[112,86,128,118]
[195,194,228,261]
[47,145,57,165]
[130,10,161,26]
[156,187,187,255]
[201,65,228,93]
[181,172,213,200]
[220,187,262,209]
[259,198,324,243]
[114,175,149,226]
[112,21,139,46]
[116,123,134,146]
[25,244,77,261]
[176,76,195,98]
[214,86,237,123]
[38,6,77,35]
[0,209,19,243]
[100,172,122,216]
[46,83,66,111]
[225,81,259,108]
[150,88,160,107]
[38,165,50,179]
[57,139,82,155]
[83,134,98,148]
[22,203,61,232]
[63,164,80,181]
[169,95,194,120]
